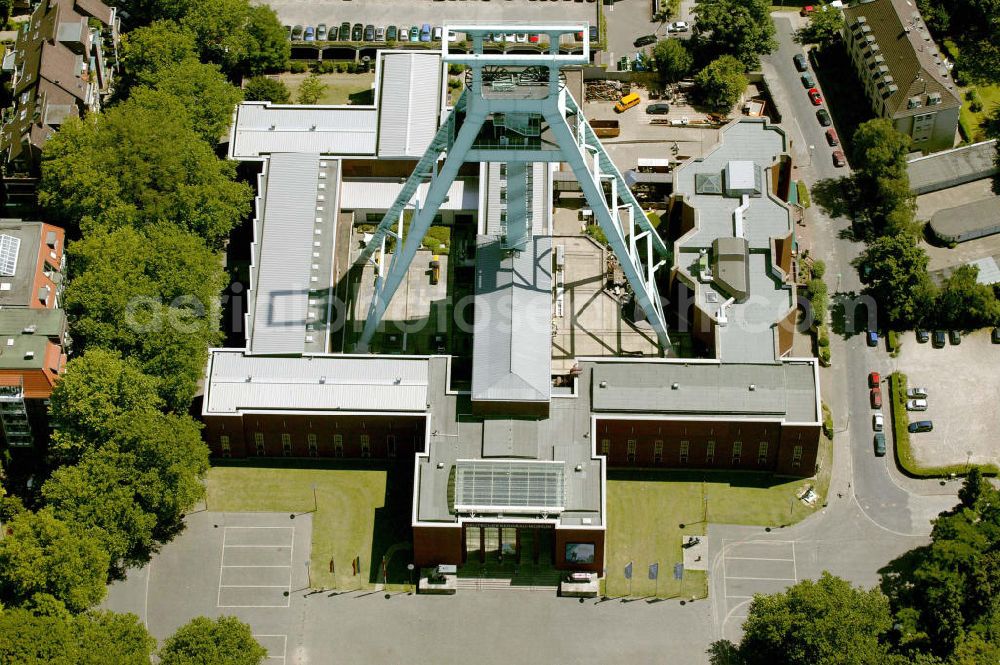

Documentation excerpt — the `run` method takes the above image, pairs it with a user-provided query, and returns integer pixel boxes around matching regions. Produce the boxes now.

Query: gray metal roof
[454,459,565,515]
[249,153,325,355]
[0,220,44,307]
[472,236,553,403]
[907,140,999,194]
[339,178,479,211]
[230,102,378,159]
[377,52,442,158]
[928,196,1000,242]
[203,350,430,414]
[589,359,819,424]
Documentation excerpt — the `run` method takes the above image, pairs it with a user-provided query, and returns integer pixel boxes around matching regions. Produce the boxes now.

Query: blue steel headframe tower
[355,24,671,351]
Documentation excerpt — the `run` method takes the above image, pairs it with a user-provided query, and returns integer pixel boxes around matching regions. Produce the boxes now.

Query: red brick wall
[595,418,819,477]
[203,413,426,460]
[413,525,463,567]
[555,528,605,572]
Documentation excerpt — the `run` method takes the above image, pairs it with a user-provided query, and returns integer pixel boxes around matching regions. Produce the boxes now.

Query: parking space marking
[218,527,295,609]
[254,634,287,663]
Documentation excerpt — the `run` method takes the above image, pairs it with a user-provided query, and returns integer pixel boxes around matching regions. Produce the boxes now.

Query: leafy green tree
[115,0,192,27]
[63,225,226,409]
[297,72,327,105]
[0,509,109,612]
[119,20,199,93]
[695,55,747,111]
[0,607,154,665]
[934,264,1000,329]
[850,119,917,237]
[795,7,845,48]
[721,572,900,665]
[0,0,13,24]
[48,349,163,464]
[653,39,694,83]
[244,75,291,103]
[941,0,1000,84]
[693,0,777,70]
[44,412,208,572]
[181,0,289,77]
[856,234,935,327]
[137,61,243,145]
[39,90,252,246]
[159,616,267,665]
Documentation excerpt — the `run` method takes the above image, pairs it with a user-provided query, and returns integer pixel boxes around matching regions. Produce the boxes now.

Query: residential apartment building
[842,0,961,153]
[0,0,118,199]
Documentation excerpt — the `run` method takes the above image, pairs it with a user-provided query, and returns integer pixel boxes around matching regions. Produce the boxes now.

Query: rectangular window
[600,438,610,455]
[678,440,689,464]
[792,445,803,468]
[626,439,637,463]
[654,440,664,464]
[732,441,742,464]
[254,432,264,445]
[706,440,715,463]
[255,436,266,457]
[361,434,371,458]
[307,434,318,457]
[758,441,768,464]
[387,435,397,459]
[334,433,344,457]
[220,435,231,458]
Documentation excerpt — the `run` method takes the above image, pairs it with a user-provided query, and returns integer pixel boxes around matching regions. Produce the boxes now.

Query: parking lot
[255,0,599,36]
[894,329,1000,468]
[719,539,798,638]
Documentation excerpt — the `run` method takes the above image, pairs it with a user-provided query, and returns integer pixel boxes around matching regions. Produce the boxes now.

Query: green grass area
[357,220,452,255]
[797,180,811,209]
[889,372,1000,478]
[604,464,830,598]
[277,71,375,105]
[206,462,413,590]
[943,39,1000,143]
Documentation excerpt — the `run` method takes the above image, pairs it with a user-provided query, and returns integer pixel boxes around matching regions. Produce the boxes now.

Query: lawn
[206,462,413,590]
[277,71,376,105]
[605,462,830,598]
[943,39,1000,142]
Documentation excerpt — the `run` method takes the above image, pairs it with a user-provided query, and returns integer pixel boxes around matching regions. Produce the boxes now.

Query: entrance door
[483,527,500,563]
[465,526,481,564]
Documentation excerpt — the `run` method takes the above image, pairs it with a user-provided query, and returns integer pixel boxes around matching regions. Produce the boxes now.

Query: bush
[448,63,464,75]
[289,61,308,73]
[243,76,290,103]
[888,330,901,356]
[819,346,831,366]
[811,260,826,280]
[447,78,461,90]
[585,223,608,246]
[970,100,983,113]
[797,180,811,208]
[821,402,834,439]
[818,330,830,347]
[346,62,357,74]
[807,278,828,324]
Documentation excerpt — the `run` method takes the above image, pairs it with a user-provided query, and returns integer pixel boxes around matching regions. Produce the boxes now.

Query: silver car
[872,413,884,432]
[906,387,928,399]
[906,398,928,411]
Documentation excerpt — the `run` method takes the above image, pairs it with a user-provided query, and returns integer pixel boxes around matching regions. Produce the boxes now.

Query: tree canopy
[849,119,918,239]
[136,60,243,145]
[695,55,748,112]
[934,265,1000,330]
[296,72,327,105]
[48,349,164,464]
[0,509,109,612]
[158,616,268,665]
[795,7,845,48]
[243,76,291,103]
[63,225,226,409]
[856,234,934,328]
[38,90,252,245]
[693,0,777,70]
[0,607,154,665]
[920,0,1000,84]
[118,20,199,92]
[653,38,694,83]
[180,0,289,77]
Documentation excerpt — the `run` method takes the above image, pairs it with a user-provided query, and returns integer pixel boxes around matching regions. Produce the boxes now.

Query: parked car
[339,22,351,41]
[352,23,363,41]
[375,26,385,41]
[816,109,832,126]
[634,34,657,47]
[949,329,961,345]
[449,30,459,42]
[504,33,517,43]
[906,398,928,411]
[398,26,410,42]
[801,73,815,87]
[409,26,420,41]
[932,330,946,348]
[993,327,1000,344]
[908,420,933,433]
[386,25,397,41]
[801,5,816,17]
[292,25,304,40]
[316,23,328,40]
[808,88,823,105]
[832,150,846,167]
[435,27,445,41]
[873,412,884,432]
[916,329,929,343]
[871,387,882,409]
[825,128,839,146]
[646,102,670,114]
[906,387,929,399]
[667,21,690,32]
[420,24,431,42]
[364,24,374,41]
[867,329,879,347]
[528,33,540,43]
[868,371,880,388]
[516,32,527,43]
[873,432,886,456]
[793,53,808,71]
[590,25,599,41]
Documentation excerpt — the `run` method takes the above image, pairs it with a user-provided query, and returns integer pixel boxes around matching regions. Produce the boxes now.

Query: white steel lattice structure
[356,24,671,351]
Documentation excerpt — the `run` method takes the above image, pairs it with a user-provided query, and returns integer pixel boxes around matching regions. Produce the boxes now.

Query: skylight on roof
[0,234,21,276]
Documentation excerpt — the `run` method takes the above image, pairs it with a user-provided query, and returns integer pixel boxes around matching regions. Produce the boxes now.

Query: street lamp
[808,144,815,167]
[407,563,415,592]
[305,560,312,589]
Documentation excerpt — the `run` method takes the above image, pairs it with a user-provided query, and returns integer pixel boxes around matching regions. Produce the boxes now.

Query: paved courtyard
[892,329,1000,468]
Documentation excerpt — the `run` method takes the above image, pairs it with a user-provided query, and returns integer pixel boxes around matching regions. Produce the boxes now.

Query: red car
[868,371,880,388]
[808,88,823,105]
[825,128,839,146]
[801,5,815,16]
[832,150,847,167]
[870,387,882,409]
[528,33,539,43]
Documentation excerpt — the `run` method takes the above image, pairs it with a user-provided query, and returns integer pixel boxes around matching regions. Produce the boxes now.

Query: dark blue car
[420,23,431,42]
[866,330,879,347]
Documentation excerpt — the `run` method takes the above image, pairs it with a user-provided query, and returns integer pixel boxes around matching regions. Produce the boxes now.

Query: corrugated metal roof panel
[249,153,320,354]
[231,103,378,158]
[377,52,442,158]
[339,178,478,211]
[205,351,430,413]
